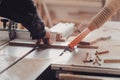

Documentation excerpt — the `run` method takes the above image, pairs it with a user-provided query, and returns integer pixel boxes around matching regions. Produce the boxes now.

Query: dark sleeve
[0,0,46,39]
[0,0,3,4]
[20,14,46,39]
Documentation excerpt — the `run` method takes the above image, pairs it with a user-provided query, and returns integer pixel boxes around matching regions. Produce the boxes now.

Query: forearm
[20,13,46,39]
[88,0,120,31]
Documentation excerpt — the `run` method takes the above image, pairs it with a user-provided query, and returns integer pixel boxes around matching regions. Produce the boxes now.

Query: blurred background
[0,0,120,29]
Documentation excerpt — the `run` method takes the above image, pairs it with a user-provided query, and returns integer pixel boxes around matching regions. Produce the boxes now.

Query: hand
[42,30,51,45]
[36,27,51,46]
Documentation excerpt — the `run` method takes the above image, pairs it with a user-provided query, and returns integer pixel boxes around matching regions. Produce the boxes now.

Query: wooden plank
[104,59,120,63]
[9,39,98,49]
[58,73,116,80]
[80,35,111,45]
[98,50,109,55]
[9,39,36,47]
[78,44,98,49]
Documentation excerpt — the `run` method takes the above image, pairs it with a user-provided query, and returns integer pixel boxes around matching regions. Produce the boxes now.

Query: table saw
[0,21,120,80]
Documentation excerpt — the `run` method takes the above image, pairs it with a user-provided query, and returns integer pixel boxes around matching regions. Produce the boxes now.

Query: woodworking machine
[0,18,17,40]
[1,0,120,79]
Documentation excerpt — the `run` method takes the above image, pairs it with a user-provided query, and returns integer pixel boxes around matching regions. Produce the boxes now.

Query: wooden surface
[9,39,36,47]
[79,29,111,45]
[59,73,120,80]
[104,59,120,63]
[9,39,98,49]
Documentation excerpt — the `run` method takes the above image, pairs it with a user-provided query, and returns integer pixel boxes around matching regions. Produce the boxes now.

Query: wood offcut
[80,36,111,45]
[104,59,120,63]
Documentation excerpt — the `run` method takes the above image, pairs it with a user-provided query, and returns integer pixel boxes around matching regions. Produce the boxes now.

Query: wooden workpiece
[58,73,119,80]
[80,36,111,45]
[104,59,120,63]
[9,39,36,47]
[78,44,98,49]
[78,26,112,45]
[9,39,98,49]
[97,50,109,55]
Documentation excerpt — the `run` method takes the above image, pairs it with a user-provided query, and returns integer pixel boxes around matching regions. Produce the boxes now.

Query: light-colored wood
[0,17,3,27]
[80,36,111,45]
[78,44,98,49]
[98,50,109,55]
[41,0,53,27]
[17,24,25,29]
[104,59,120,63]
[9,39,98,49]
[59,73,119,80]
[33,0,43,17]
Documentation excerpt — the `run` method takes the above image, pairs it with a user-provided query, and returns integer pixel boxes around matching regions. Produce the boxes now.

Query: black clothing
[0,0,46,39]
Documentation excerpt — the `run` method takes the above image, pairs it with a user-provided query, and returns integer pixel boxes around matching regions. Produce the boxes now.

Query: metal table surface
[51,21,120,77]
[0,21,120,79]
[0,29,63,80]
[0,45,34,80]
[0,45,63,80]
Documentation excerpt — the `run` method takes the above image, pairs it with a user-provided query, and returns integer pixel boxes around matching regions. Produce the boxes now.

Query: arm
[88,0,120,31]
[69,0,120,49]
[0,0,47,40]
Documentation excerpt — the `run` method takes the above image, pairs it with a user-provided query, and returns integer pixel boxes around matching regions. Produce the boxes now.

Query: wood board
[9,39,98,49]
[79,29,111,45]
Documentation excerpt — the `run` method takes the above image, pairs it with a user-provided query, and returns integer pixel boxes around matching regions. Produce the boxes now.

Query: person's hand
[36,27,51,46]
[43,29,51,45]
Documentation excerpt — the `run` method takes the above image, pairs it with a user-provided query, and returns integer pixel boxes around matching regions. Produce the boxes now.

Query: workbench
[0,21,120,80]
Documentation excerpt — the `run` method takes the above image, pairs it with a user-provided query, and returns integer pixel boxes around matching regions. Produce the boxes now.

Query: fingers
[36,27,51,46]
[42,38,50,45]
[35,39,42,47]
[44,30,50,39]
[36,38,51,46]
[43,27,51,45]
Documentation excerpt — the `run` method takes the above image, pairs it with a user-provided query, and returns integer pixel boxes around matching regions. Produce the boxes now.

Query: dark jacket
[0,0,46,39]
[0,0,2,4]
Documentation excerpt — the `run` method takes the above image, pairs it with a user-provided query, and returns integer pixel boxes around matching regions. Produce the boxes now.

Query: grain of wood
[104,59,120,63]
